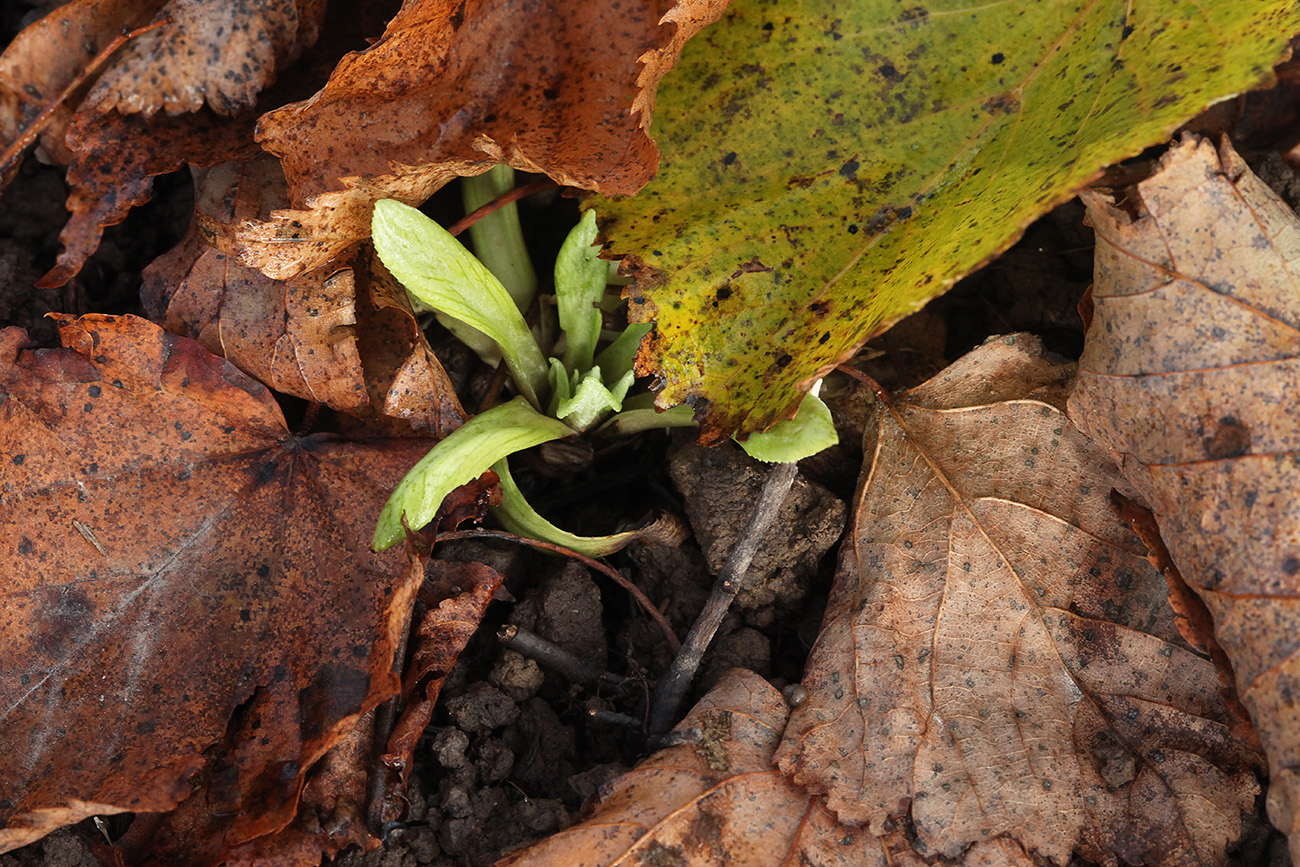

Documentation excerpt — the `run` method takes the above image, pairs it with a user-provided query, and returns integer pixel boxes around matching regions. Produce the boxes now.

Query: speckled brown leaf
[0,0,163,170]
[0,315,436,854]
[36,106,262,288]
[496,668,946,867]
[82,0,324,118]
[142,157,368,411]
[375,561,504,826]
[775,335,1261,867]
[238,0,730,279]
[0,0,330,286]
[352,248,467,438]
[1068,134,1300,862]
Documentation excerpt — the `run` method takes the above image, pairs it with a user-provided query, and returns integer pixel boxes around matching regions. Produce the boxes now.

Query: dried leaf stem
[434,528,680,652]
[647,460,798,734]
[446,177,557,238]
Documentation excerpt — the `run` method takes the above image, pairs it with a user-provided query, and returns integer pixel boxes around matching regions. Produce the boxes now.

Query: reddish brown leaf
[0,314,433,854]
[353,249,467,438]
[376,561,504,825]
[238,0,730,279]
[1068,134,1300,860]
[776,335,1261,866]
[37,106,260,288]
[142,156,368,411]
[0,0,164,169]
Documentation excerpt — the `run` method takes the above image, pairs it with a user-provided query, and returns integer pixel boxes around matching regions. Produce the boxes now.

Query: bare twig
[498,624,628,689]
[646,460,798,734]
[446,178,557,238]
[435,528,680,653]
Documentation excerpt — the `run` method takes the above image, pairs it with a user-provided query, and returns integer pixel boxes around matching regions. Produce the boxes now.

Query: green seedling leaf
[736,390,837,463]
[598,399,698,436]
[492,461,644,557]
[463,165,538,312]
[555,209,606,373]
[599,0,1300,440]
[594,322,653,383]
[555,366,635,433]
[372,199,548,406]
[372,396,571,550]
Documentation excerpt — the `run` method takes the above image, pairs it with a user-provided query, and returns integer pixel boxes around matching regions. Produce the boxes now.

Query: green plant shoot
[370,193,836,555]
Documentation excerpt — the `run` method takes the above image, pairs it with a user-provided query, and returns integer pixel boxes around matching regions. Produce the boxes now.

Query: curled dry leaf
[0,0,329,286]
[497,668,940,867]
[0,0,163,170]
[1068,134,1300,860]
[37,104,262,289]
[775,334,1261,867]
[0,315,437,854]
[375,561,505,826]
[143,156,368,411]
[238,0,729,279]
[81,0,325,118]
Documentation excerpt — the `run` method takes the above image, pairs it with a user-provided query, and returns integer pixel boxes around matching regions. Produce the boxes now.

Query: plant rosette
[369,189,836,554]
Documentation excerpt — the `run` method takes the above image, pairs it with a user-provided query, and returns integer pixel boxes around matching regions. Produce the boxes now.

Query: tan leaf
[775,335,1260,867]
[82,0,324,118]
[1068,133,1300,860]
[0,315,437,854]
[238,0,730,279]
[497,668,932,867]
[143,157,368,411]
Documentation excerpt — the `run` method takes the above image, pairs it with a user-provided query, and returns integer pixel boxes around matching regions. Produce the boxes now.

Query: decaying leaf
[0,0,162,169]
[0,315,436,854]
[142,156,368,411]
[498,668,932,867]
[598,0,1300,439]
[81,0,325,118]
[1068,134,1300,861]
[775,335,1261,866]
[238,0,730,278]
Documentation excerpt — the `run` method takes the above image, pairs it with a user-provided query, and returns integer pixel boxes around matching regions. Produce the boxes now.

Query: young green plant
[369,191,836,554]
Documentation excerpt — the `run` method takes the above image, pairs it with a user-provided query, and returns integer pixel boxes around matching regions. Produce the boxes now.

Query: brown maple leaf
[1068,133,1300,862]
[237,0,731,279]
[0,314,437,854]
[775,335,1261,867]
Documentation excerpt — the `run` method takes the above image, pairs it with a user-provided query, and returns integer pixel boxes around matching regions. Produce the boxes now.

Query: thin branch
[646,460,799,734]
[434,528,680,653]
[498,624,628,689]
[447,178,557,238]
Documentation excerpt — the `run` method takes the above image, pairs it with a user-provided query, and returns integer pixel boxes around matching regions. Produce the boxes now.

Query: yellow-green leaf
[599,0,1299,439]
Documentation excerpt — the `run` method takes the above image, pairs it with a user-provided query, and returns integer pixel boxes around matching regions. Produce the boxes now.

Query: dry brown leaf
[238,0,730,279]
[374,561,505,826]
[775,334,1261,867]
[82,0,325,118]
[142,156,368,411]
[496,668,943,867]
[0,0,164,169]
[0,314,436,854]
[1068,134,1300,860]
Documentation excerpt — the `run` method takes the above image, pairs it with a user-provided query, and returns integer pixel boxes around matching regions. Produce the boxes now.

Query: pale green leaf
[736,391,837,463]
[372,396,571,551]
[555,366,634,433]
[555,209,606,373]
[462,165,538,311]
[599,0,1300,438]
[491,460,643,557]
[372,199,548,406]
